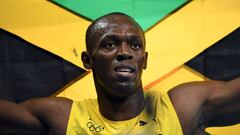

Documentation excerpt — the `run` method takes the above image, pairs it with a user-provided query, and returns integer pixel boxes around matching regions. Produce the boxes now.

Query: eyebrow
[100,34,143,41]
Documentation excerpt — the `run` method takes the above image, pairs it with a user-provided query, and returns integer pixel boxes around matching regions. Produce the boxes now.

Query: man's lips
[113,64,136,76]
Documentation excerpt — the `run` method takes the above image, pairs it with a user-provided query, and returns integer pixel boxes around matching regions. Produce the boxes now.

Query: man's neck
[96,86,145,121]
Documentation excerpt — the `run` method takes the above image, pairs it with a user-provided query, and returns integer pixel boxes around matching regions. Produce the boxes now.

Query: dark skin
[82,14,147,121]
[0,13,239,135]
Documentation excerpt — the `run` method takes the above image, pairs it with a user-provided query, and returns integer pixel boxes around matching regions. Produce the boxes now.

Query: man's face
[87,16,147,97]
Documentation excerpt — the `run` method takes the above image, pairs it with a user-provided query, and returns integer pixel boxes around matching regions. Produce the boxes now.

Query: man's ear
[81,51,92,69]
[143,52,148,70]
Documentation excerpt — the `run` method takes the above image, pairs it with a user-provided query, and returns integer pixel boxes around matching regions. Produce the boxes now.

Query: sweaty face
[89,16,147,97]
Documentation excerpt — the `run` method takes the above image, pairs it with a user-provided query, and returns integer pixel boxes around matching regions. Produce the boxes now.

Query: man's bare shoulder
[168,80,227,103]
[21,97,73,112]
[167,80,229,135]
[20,97,73,135]
[168,80,229,113]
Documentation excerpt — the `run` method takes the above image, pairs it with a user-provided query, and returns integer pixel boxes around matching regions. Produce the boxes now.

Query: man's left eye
[131,42,140,49]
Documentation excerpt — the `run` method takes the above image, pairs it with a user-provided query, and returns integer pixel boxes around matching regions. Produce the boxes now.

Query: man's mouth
[114,65,136,76]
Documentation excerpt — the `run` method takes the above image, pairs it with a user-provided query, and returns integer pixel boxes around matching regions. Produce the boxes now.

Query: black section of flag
[185,28,240,81]
[0,28,86,103]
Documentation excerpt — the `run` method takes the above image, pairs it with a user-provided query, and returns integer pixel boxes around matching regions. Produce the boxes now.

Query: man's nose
[116,42,133,61]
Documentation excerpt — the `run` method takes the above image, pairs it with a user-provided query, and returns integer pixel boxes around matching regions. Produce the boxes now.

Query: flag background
[0,0,239,134]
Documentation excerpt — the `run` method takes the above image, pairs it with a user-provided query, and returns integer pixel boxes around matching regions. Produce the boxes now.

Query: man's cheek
[137,57,145,67]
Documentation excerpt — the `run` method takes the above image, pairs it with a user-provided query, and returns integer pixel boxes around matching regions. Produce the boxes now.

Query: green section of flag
[52,0,187,31]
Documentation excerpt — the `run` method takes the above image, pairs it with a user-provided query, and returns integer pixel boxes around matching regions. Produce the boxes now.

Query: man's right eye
[104,43,117,49]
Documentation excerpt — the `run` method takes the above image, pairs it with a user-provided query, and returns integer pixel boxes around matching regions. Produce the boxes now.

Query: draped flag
[0,0,239,134]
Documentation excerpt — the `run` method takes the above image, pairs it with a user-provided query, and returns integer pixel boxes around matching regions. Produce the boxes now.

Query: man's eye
[104,43,117,49]
[131,42,140,49]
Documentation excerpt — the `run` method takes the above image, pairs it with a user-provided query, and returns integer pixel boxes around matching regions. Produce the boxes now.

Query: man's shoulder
[167,81,211,114]
[17,97,74,134]
[168,80,226,103]
[20,97,73,120]
[21,97,73,108]
[167,81,223,135]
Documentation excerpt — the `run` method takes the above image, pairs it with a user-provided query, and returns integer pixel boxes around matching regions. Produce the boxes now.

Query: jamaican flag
[0,0,239,134]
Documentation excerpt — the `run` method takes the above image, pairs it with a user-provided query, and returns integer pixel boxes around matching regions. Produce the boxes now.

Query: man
[0,12,239,135]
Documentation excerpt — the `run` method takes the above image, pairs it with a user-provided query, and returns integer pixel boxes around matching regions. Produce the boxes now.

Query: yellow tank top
[66,90,183,135]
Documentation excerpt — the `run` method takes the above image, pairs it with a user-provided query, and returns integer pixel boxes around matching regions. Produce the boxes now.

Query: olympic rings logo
[87,121,104,133]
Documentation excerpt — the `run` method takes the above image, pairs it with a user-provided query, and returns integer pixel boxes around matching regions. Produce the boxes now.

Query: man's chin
[110,82,138,97]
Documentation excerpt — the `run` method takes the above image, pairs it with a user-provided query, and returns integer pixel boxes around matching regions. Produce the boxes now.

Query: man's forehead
[92,18,139,31]
[85,13,146,52]
[93,21,119,30]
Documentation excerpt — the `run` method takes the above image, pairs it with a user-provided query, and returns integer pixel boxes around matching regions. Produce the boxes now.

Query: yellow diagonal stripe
[143,0,240,86]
